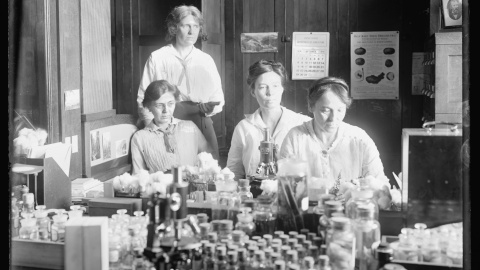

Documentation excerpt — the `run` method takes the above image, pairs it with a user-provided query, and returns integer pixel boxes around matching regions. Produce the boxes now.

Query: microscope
[143,166,202,270]
[255,127,278,178]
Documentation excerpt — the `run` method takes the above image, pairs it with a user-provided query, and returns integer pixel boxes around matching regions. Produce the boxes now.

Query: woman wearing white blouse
[226,60,311,180]
[279,77,387,187]
[137,5,224,160]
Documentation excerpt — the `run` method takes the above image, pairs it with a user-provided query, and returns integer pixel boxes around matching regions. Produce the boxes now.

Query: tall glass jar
[326,217,355,270]
[51,214,68,242]
[34,206,51,241]
[213,180,240,222]
[236,211,256,237]
[353,204,380,270]
[275,158,309,233]
[253,195,276,237]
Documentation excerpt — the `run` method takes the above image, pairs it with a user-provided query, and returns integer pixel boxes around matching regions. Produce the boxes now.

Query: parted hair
[307,77,353,111]
[142,80,181,108]
[165,5,205,42]
[246,59,288,93]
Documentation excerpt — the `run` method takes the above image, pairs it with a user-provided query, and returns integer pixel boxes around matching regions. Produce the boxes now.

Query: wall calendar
[292,32,330,80]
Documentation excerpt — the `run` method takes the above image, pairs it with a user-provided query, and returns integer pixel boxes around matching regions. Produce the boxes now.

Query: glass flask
[275,158,309,233]
[253,195,276,237]
[326,217,355,270]
[353,204,380,270]
[19,218,38,240]
[238,179,254,203]
[51,214,68,242]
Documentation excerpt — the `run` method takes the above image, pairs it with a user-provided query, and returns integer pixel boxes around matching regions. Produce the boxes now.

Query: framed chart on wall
[441,0,462,28]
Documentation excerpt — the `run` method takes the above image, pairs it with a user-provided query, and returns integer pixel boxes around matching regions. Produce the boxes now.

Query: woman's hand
[198,101,220,115]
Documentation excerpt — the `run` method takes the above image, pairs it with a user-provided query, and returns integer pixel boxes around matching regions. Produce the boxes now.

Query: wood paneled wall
[224,0,430,179]
[80,0,113,114]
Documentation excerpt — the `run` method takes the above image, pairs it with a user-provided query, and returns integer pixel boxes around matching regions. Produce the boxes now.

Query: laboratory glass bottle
[204,243,216,270]
[109,235,122,270]
[236,211,256,237]
[392,233,418,262]
[218,219,234,242]
[251,250,267,270]
[227,250,239,270]
[420,234,441,263]
[286,250,299,269]
[232,230,246,248]
[11,196,20,237]
[238,179,254,203]
[34,206,51,241]
[253,195,276,237]
[237,248,249,270]
[318,255,332,270]
[313,194,335,226]
[19,218,38,240]
[22,193,35,214]
[353,204,381,270]
[345,188,379,220]
[274,260,286,270]
[319,200,344,245]
[326,217,355,270]
[303,256,315,270]
[214,246,228,270]
[51,214,68,242]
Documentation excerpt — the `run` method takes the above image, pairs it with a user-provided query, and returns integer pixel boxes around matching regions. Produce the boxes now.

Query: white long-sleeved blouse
[130,118,209,174]
[278,120,386,183]
[226,107,311,180]
[137,44,225,121]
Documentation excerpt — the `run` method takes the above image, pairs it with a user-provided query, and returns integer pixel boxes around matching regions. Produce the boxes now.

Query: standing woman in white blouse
[137,5,224,160]
[279,77,387,187]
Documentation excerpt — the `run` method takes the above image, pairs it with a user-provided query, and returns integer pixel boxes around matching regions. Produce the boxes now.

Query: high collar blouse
[226,107,311,180]
[131,118,209,174]
[137,44,225,121]
[278,120,386,184]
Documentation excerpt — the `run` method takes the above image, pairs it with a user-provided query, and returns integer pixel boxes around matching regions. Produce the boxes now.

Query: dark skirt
[173,101,219,160]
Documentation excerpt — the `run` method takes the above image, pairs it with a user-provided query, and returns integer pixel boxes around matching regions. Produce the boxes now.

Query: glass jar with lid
[352,204,381,270]
[253,195,276,237]
[34,205,51,240]
[235,208,256,237]
[319,200,344,244]
[213,180,239,221]
[345,188,379,220]
[326,216,355,270]
[19,217,38,240]
[51,214,68,242]
[237,179,254,204]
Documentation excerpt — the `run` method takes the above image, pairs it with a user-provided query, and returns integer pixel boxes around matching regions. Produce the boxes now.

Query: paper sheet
[30,142,71,177]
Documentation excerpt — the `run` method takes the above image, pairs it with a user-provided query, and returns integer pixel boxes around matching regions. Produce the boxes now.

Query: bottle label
[301,197,309,211]
[109,250,119,262]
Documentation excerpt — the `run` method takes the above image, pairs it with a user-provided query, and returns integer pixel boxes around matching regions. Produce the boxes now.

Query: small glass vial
[227,250,238,270]
[251,250,267,270]
[238,179,254,203]
[232,230,246,248]
[51,214,68,242]
[326,217,355,270]
[19,218,38,240]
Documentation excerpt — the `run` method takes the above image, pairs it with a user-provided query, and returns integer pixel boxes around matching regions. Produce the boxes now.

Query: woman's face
[310,90,347,134]
[175,15,200,47]
[148,92,176,126]
[252,71,284,110]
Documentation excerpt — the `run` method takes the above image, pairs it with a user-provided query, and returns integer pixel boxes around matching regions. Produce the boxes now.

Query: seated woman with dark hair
[279,76,387,188]
[131,80,212,174]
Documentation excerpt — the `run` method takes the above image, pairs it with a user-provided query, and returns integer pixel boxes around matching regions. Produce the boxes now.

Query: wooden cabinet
[423,32,462,124]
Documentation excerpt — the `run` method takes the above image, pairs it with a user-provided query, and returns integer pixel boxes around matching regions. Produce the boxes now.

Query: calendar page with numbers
[292,32,330,80]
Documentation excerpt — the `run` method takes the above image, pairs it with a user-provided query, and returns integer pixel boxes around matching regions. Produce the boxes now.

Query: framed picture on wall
[441,0,462,28]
